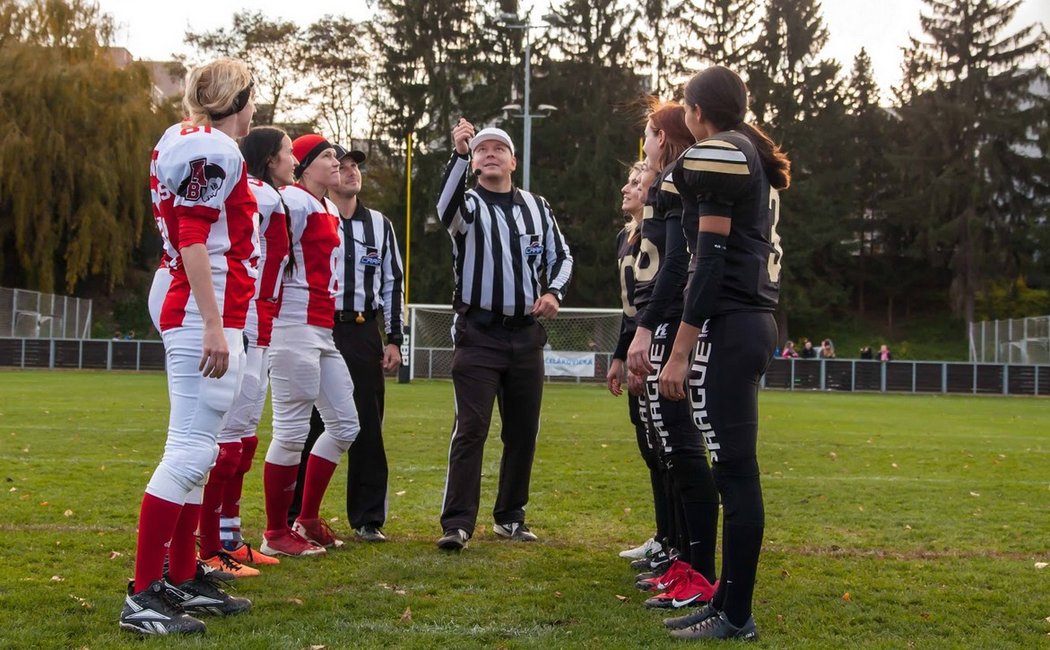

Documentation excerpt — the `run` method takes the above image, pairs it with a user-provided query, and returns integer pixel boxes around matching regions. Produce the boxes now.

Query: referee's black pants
[289,317,388,529]
[440,315,546,537]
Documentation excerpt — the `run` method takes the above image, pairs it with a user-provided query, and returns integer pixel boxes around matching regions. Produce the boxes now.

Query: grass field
[0,370,1047,649]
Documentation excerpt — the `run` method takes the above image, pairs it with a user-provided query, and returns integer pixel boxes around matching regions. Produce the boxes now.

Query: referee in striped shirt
[435,118,573,550]
[290,144,405,542]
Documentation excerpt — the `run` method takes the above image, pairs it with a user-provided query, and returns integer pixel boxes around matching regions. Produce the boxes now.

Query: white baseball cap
[469,127,516,156]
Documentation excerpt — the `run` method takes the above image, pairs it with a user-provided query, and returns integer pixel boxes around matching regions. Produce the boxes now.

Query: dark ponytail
[684,66,791,190]
[240,126,296,274]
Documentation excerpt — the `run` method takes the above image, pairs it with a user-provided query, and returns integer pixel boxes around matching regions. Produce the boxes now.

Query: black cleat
[436,528,470,550]
[663,603,720,629]
[165,568,251,617]
[119,580,206,635]
[354,525,388,542]
[630,548,674,572]
[669,610,758,641]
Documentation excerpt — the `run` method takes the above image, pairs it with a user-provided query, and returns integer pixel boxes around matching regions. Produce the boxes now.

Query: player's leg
[262,324,325,556]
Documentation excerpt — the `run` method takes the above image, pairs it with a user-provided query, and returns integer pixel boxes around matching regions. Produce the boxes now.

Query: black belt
[335,309,377,324]
[464,307,535,330]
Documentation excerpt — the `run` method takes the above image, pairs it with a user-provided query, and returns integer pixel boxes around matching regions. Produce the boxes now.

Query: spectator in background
[112,330,122,341]
[799,339,817,359]
[859,346,873,360]
[780,340,799,358]
[819,338,834,359]
[879,344,892,362]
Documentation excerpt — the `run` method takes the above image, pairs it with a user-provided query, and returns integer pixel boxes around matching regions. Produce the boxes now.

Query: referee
[434,119,573,550]
[289,144,405,542]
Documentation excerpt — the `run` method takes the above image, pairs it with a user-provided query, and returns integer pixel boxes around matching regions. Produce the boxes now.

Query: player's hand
[606,358,624,396]
[199,322,229,378]
[626,371,644,397]
[382,343,402,372]
[530,293,560,319]
[658,353,689,401]
[453,118,475,155]
[626,328,653,376]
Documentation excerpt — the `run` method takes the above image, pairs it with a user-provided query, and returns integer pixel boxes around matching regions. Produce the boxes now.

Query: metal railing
[0,287,93,339]
[969,315,1050,364]
[0,337,164,371]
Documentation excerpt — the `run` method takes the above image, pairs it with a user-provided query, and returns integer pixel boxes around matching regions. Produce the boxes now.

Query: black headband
[205,79,255,121]
[294,139,334,179]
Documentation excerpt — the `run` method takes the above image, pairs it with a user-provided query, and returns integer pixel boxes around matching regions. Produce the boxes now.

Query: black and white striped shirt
[337,200,405,344]
[437,153,573,317]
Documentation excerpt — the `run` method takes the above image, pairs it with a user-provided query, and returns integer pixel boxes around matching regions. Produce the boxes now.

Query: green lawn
[0,370,1047,648]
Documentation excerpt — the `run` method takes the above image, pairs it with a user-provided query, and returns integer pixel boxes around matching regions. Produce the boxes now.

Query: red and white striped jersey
[276,184,343,328]
[243,177,290,347]
[151,122,260,331]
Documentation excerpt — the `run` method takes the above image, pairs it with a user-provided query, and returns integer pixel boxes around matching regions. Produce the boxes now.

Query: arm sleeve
[167,147,242,248]
[613,313,637,361]
[381,216,405,344]
[255,187,290,301]
[681,232,727,327]
[436,153,472,234]
[637,203,688,331]
[540,198,573,296]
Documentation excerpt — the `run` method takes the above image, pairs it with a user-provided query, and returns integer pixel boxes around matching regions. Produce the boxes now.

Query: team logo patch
[176,158,226,202]
[360,247,382,267]
[525,238,544,256]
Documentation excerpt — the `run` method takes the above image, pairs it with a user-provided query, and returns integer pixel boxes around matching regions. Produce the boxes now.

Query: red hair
[645,98,694,170]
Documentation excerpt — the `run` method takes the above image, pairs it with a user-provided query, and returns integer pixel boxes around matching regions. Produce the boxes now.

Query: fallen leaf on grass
[69,595,92,609]
[904,524,912,530]
[63,509,73,517]
[395,490,406,496]
[39,501,48,506]
[400,607,412,623]
[828,452,837,460]
[109,551,122,560]
[395,589,407,596]
[623,507,631,514]
[310,645,326,650]
[781,569,791,578]
[1034,562,1048,570]
[615,595,628,602]
[776,614,784,624]
[8,487,15,492]
[601,444,608,448]
[970,492,981,497]
[891,463,899,469]
[51,576,64,582]
[920,612,931,620]
[842,592,851,602]
[1044,616,1050,623]
[554,591,562,598]
[287,598,304,606]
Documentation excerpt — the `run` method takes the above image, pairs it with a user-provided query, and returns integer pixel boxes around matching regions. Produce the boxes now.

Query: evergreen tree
[893,0,1050,322]
[682,0,760,72]
[0,0,174,293]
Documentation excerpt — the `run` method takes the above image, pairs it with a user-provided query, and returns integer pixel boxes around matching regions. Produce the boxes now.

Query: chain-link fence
[0,287,92,339]
[969,316,1050,364]
[408,304,622,381]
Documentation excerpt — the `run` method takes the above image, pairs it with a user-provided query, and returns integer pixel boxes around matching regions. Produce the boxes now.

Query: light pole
[497,11,562,191]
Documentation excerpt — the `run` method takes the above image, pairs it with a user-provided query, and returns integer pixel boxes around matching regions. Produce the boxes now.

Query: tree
[682,0,760,72]
[0,0,174,293]
[184,11,302,124]
[893,0,1050,322]
[299,16,368,145]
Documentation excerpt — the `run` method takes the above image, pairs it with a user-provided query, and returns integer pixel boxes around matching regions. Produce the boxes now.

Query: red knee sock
[133,493,182,594]
[198,442,242,558]
[263,461,300,535]
[298,454,338,521]
[222,435,258,520]
[167,502,201,585]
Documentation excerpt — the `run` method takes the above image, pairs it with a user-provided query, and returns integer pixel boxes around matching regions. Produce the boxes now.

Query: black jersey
[673,130,782,314]
[633,163,690,331]
[613,225,641,361]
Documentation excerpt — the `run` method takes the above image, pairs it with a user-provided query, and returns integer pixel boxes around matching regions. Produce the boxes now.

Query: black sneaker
[119,580,206,635]
[165,568,251,616]
[436,529,470,550]
[493,522,538,542]
[163,556,237,582]
[630,548,673,572]
[669,610,758,641]
[355,525,388,542]
[663,603,720,629]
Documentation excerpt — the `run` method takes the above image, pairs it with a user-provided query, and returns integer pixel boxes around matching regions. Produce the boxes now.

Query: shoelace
[288,528,322,548]
[315,518,338,542]
[212,550,246,572]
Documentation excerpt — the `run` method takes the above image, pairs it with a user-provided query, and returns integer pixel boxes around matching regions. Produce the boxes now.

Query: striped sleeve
[539,197,573,296]
[673,138,752,216]
[380,215,405,342]
[437,153,472,234]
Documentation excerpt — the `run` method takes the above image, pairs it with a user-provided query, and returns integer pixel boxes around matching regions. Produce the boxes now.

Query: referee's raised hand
[453,118,475,155]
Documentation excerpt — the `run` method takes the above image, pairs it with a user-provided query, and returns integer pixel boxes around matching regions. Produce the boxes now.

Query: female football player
[625,100,720,611]
[660,65,791,641]
[194,126,294,576]
[121,58,257,635]
[259,134,361,557]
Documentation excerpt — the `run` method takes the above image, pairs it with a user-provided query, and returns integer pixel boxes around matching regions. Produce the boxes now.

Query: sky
[97,0,1049,95]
